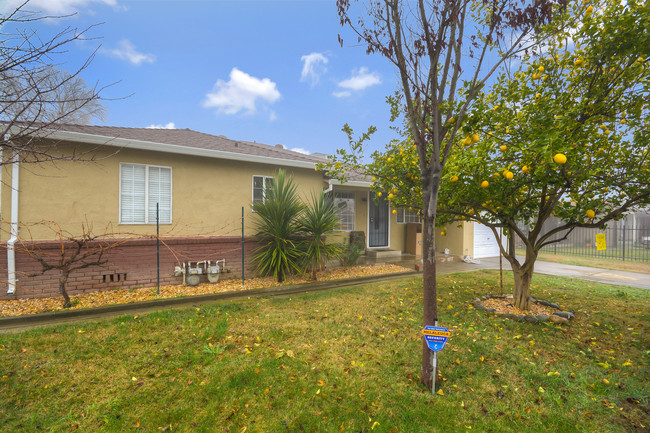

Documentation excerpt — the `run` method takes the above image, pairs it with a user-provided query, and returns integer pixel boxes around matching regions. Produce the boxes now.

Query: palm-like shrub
[251,170,304,282]
[298,192,342,280]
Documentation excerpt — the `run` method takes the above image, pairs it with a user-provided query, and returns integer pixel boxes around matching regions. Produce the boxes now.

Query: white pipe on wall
[7,152,19,295]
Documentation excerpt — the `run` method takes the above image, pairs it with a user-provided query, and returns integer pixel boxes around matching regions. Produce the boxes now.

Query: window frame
[252,175,274,205]
[119,162,172,225]
[396,207,421,224]
[333,190,356,231]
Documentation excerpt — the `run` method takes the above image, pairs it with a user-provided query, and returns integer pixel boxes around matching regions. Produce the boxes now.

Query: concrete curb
[0,271,421,331]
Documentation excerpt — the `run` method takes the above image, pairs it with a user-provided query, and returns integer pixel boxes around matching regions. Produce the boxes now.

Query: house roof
[39,124,330,170]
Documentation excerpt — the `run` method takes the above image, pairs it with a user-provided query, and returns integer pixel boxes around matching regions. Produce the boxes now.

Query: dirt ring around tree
[473,295,575,324]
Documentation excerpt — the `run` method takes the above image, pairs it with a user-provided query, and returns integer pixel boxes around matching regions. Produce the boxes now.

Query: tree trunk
[59,270,71,308]
[511,261,534,310]
[420,186,438,390]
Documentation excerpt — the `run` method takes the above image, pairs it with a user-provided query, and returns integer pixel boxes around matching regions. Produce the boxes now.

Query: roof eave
[45,130,318,170]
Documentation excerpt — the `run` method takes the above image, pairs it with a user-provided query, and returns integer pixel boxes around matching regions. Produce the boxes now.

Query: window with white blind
[252,175,274,204]
[120,163,172,224]
[396,207,421,224]
[334,191,355,231]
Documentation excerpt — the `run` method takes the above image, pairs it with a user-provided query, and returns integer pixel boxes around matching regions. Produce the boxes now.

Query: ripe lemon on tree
[522,165,530,173]
[450,175,459,182]
[500,145,507,151]
[481,180,489,188]
[472,134,480,143]
[586,209,595,218]
[553,153,567,164]
[504,171,514,180]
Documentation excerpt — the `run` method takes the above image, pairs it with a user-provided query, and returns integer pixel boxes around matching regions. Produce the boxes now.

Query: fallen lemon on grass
[586,209,595,218]
[481,180,489,188]
[553,153,567,164]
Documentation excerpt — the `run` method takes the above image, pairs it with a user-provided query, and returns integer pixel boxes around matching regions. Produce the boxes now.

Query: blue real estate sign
[422,326,451,352]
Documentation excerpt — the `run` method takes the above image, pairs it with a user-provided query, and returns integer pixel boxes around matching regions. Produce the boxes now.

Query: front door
[368,192,389,248]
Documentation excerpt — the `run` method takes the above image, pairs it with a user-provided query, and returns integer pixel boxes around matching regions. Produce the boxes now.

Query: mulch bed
[0,264,411,318]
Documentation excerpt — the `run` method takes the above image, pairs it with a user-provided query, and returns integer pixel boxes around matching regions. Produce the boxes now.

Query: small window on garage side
[396,207,421,224]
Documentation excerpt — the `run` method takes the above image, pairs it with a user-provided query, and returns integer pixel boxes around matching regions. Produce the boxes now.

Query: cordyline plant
[298,192,342,280]
[252,170,341,283]
[252,170,304,283]
[325,0,566,389]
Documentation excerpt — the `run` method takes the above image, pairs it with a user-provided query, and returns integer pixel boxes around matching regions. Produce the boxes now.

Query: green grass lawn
[515,250,650,274]
[1,270,648,432]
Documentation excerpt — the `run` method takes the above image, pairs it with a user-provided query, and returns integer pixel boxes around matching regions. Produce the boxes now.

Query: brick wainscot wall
[0,236,261,300]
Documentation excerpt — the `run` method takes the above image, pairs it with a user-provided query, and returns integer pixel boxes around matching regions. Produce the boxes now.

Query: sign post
[422,324,451,394]
[596,233,607,251]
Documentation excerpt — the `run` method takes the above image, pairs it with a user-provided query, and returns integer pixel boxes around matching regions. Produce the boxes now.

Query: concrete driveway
[468,256,650,290]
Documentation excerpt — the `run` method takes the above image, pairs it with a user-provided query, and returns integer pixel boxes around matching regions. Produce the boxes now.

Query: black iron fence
[514,213,650,262]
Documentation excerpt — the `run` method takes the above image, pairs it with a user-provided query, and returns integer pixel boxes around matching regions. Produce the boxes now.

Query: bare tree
[16,221,125,308]
[1,0,110,165]
[335,0,565,390]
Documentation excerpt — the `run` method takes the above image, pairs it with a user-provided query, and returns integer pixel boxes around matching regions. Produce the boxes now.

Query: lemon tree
[438,0,650,310]
[330,0,564,388]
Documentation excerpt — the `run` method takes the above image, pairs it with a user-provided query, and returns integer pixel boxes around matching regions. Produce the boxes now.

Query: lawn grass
[516,249,650,274]
[1,270,648,432]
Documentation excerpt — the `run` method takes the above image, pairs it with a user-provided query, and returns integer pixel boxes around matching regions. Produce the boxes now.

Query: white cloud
[146,122,175,129]
[300,52,328,85]
[4,0,118,14]
[332,91,352,99]
[333,67,381,97]
[104,39,155,66]
[337,67,381,91]
[290,147,311,155]
[203,68,281,116]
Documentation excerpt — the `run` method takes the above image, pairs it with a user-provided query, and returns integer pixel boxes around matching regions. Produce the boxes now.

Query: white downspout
[7,151,19,295]
[324,179,333,194]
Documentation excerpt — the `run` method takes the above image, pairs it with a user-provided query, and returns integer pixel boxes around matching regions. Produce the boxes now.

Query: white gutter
[328,178,372,188]
[7,151,19,295]
[44,130,319,170]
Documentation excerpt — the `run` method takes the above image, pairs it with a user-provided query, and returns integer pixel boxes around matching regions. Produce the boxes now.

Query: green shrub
[338,241,362,267]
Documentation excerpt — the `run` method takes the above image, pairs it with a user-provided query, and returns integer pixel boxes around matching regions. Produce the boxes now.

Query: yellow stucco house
[0,124,441,300]
[0,124,502,300]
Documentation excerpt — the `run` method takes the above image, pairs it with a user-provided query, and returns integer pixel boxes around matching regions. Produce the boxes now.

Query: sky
[4,0,405,156]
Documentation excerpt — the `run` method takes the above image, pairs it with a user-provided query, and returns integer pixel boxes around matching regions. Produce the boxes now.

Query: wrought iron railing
[514,213,650,262]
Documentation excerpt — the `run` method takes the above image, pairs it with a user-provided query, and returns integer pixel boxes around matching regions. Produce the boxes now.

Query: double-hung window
[120,163,172,224]
[334,191,355,231]
[252,175,274,204]
[396,207,421,224]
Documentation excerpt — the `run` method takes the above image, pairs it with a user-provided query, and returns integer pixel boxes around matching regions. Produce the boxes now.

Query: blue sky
[5,0,403,156]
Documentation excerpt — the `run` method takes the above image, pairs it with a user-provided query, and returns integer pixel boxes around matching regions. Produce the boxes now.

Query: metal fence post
[623,221,625,261]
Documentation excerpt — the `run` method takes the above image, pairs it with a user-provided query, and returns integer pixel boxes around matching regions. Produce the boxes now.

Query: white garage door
[473,223,502,258]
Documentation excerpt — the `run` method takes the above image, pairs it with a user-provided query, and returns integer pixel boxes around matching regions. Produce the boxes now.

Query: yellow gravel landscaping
[0,264,411,318]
